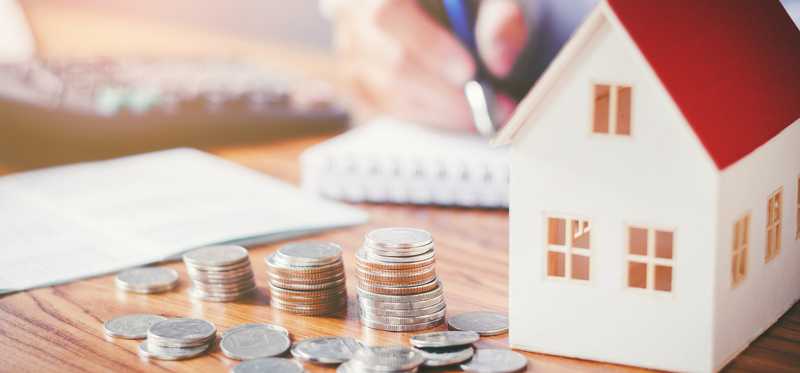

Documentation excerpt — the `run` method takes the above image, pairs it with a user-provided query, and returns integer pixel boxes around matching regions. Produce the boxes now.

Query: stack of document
[0,148,367,293]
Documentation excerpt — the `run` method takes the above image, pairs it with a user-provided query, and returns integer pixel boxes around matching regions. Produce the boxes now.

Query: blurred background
[0,0,345,170]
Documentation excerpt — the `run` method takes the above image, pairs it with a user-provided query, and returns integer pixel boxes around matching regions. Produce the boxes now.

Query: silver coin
[365,228,433,249]
[356,285,443,302]
[350,346,425,371]
[231,357,305,373]
[357,248,436,264]
[276,241,342,266]
[220,325,292,360]
[356,294,444,310]
[415,346,474,367]
[359,307,446,326]
[291,336,363,364]
[360,317,444,332]
[409,330,480,348]
[447,311,508,336]
[183,245,249,267]
[103,314,166,339]
[223,323,289,338]
[138,341,210,361]
[359,301,445,318]
[115,267,178,293]
[460,349,528,373]
[148,318,216,345]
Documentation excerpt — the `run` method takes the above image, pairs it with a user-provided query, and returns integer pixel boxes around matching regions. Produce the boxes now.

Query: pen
[441,0,500,137]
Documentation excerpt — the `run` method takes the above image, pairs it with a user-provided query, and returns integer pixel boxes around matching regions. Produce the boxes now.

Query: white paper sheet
[0,148,368,293]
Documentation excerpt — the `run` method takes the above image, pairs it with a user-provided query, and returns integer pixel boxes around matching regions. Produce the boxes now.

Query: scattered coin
[103,314,166,339]
[266,241,347,316]
[415,345,475,367]
[357,228,446,332]
[349,346,425,372]
[231,357,305,373]
[460,349,528,373]
[222,323,289,338]
[220,324,292,360]
[291,336,363,364]
[115,267,178,293]
[184,245,257,302]
[447,311,508,336]
[409,330,480,348]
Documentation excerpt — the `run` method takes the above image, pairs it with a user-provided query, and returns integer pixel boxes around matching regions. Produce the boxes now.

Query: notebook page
[0,148,367,293]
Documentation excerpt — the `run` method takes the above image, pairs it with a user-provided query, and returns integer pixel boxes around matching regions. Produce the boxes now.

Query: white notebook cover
[301,118,509,208]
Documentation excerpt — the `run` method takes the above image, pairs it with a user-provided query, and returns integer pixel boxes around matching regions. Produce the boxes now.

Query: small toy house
[494,1,800,371]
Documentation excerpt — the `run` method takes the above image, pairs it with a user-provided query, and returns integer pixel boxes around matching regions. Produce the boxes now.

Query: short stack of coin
[356,228,445,332]
[183,245,257,302]
[139,318,216,361]
[266,241,347,315]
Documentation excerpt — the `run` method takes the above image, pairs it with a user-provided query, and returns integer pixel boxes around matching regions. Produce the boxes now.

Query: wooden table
[0,136,797,373]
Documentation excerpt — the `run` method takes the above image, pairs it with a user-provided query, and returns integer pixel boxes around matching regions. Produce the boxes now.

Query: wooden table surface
[0,136,797,373]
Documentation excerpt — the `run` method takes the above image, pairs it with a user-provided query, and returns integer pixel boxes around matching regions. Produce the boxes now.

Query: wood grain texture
[0,137,798,373]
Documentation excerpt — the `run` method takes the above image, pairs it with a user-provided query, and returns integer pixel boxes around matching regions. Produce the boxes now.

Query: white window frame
[545,216,591,281]
[626,226,674,292]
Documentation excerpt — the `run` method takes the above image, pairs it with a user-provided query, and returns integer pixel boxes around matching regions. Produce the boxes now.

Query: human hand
[327,0,527,132]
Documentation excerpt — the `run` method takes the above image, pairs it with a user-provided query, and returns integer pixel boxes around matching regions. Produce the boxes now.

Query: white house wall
[508,13,720,372]
[713,119,800,370]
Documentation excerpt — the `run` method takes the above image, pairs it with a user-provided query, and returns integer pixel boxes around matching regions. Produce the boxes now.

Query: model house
[494,1,800,372]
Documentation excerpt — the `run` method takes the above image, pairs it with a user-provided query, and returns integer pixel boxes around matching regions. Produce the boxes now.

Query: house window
[546,217,591,281]
[592,84,632,135]
[627,227,673,292]
[766,188,782,262]
[732,214,750,287]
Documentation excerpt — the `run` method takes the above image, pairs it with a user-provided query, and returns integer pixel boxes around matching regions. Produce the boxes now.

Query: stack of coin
[266,241,347,315]
[337,346,424,373]
[139,318,216,361]
[356,228,445,332]
[183,245,257,302]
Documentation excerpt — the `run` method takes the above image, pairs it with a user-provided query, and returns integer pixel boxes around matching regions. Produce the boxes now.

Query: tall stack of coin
[266,241,347,315]
[183,245,257,302]
[356,228,445,332]
[139,318,216,361]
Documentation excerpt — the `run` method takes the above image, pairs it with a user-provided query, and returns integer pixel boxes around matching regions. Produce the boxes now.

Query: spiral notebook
[300,118,509,208]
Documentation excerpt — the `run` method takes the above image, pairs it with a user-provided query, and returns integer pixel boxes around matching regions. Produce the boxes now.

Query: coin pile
[139,318,216,361]
[266,241,347,315]
[115,267,178,294]
[337,346,424,373]
[183,245,257,302]
[356,228,445,332]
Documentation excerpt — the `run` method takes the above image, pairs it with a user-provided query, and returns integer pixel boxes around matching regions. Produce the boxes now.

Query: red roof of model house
[497,0,800,170]
[607,0,800,169]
